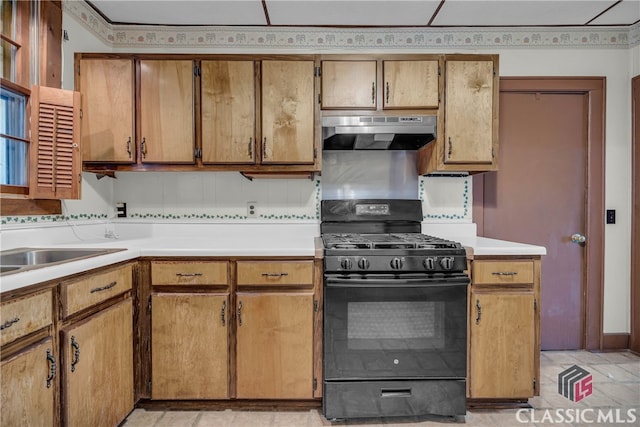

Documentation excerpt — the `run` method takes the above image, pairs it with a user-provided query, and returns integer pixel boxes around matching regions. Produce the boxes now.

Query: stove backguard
[322,151,418,200]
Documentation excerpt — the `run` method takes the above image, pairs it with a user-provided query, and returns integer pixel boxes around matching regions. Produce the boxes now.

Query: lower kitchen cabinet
[1,338,56,427]
[236,292,314,399]
[62,298,133,426]
[469,289,535,398]
[151,293,229,399]
[467,258,540,400]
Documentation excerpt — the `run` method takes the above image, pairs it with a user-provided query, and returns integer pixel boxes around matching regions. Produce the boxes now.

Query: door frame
[473,77,605,350]
[631,75,640,354]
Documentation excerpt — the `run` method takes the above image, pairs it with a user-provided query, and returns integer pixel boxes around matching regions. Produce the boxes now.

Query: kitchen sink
[0,248,126,275]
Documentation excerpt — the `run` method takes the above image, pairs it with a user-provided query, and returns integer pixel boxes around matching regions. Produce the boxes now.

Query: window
[1,85,28,188]
[1,1,77,215]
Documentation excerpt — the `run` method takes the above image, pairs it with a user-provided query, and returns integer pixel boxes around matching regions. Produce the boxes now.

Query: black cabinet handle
[175,272,203,277]
[475,299,482,325]
[46,349,56,388]
[90,281,117,293]
[70,336,80,372]
[126,136,132,158]
[491,271,518,276]
[261,272,289,277]
[1,317,20,330]
[221,300,227,326]
[141,137,147,159]
[237,301,243,326]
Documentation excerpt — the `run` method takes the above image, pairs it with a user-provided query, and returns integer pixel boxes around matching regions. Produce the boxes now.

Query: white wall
[16,7,636,334]
[60,12,115,220]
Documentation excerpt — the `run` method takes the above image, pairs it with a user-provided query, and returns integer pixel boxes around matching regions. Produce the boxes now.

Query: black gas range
[321,199,469,421]
[322,232,468,273]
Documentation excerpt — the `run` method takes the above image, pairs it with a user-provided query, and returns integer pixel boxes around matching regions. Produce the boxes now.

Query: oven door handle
[325,276,469,287]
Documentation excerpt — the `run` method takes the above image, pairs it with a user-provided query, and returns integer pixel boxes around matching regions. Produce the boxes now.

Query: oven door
[323,273,468,381]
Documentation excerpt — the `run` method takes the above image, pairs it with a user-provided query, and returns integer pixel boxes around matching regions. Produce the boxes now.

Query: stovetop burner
[322,233,462,250]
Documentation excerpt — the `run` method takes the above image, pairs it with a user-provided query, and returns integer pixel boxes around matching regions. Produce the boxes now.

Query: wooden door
[63,299,133,427]
[469,290,535,398]
[1,339,55,427]
[140,60,194,163]
[444,60,495,164]
[481,91,588,350]
[261,60,315,164]
[383,60,439,109]
[201,60,256,164]
[321,60,377,109]
[236,292,313,399]
[151,293,229,399]
[79,58,135,162]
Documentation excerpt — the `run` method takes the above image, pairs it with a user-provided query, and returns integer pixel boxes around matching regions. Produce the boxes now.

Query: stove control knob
[358,258,370,270]
[423,257,437,270]
[440,257,455,270]
[340,258,353,270]
[390,257,404,270]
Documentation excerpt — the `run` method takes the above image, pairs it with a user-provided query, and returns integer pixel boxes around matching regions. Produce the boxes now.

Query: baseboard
[602,333,630,350]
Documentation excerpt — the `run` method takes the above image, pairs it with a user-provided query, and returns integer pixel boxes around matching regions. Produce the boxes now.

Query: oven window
[347,301,444,350]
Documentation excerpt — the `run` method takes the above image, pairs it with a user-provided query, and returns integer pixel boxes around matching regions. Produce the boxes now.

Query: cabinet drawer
[237,261,313,287]
[1,290,53,346]
[472,261,534,285]
[151,261,228,286]
[63,264,133,317]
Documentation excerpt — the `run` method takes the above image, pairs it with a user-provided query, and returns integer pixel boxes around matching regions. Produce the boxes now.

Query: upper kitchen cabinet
[261,60,316,164]
[320,57,440,110]
[419,55,499,174]
[382,60,439,109]
[139,59,195,163]
[321,60,377,109]
[79,58,135,163]
[201,60,256,164]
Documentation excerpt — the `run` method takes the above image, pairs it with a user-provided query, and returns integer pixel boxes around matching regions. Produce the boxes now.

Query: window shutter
[29,86,81,199]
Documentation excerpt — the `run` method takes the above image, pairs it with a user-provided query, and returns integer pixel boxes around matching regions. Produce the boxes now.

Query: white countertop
[0,221,546,293]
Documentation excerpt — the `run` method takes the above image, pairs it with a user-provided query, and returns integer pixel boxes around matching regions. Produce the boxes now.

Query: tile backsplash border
[1,176,471,225]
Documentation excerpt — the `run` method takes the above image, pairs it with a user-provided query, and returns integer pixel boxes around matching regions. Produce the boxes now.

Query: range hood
[322,115,436,150]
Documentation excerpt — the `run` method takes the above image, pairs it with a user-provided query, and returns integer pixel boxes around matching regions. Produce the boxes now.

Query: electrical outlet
[247,201,258,219]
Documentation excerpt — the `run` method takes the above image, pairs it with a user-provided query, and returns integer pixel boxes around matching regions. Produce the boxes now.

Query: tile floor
[122,351,640,427]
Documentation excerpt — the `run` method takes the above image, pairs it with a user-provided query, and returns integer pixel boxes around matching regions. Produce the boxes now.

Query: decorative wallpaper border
[64,0,639,50]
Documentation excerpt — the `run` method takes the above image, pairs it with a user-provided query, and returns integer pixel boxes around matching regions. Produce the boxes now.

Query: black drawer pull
[175,272,203,277]
[491,271,518,276]
[90,281,117,293]
[1,317,20,330]
[261,272,288,277]
[381,388,412,398]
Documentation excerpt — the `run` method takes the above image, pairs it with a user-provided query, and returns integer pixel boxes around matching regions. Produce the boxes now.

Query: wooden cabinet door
[1,339,55,427]
[201,60,256,164]
[236,292,313,399]
[444,60,495,164]
[383,60,439,109]
[140,60,194,163]
[469,290,535,399]
[63,299,133,427]
[321,60,377,109]
[79,58,135,162]
[261,60,315,164]
[151,293,229,399]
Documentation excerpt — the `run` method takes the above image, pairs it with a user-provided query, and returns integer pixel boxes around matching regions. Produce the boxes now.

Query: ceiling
[87,0,640,28]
